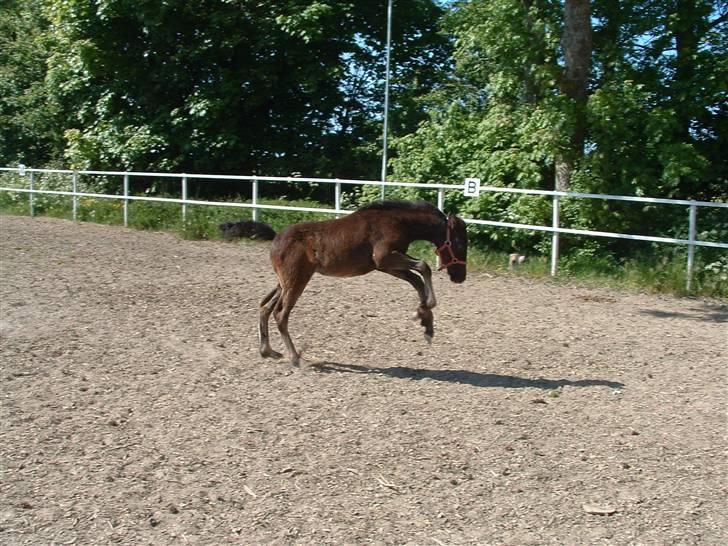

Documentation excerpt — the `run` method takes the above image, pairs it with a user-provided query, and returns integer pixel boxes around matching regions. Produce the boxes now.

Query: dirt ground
[1,215,726,546]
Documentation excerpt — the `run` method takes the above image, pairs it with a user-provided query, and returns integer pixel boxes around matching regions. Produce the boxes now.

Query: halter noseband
[435,217,466,270]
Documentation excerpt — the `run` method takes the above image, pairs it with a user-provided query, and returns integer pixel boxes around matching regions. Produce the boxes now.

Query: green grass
[1,189,726,300]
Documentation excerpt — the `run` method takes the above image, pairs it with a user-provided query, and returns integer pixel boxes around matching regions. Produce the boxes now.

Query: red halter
[435,218,466,270]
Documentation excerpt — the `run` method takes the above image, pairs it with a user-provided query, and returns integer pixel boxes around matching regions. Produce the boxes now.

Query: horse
[245,200,468,366]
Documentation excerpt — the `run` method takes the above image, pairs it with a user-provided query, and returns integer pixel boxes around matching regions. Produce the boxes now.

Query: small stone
[583,503,617,515]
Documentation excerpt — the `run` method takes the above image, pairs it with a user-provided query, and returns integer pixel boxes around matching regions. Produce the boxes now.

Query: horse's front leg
[374,251,436,309]
[382,269,435,342]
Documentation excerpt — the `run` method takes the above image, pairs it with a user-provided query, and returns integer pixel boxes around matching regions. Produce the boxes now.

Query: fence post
[181,174,188,225]
[123,173,129,227]
[72,171,78,221]
[335,182,341,216]
[252,178,259,221]
[550,195,561,276]
[686,203,697,292]
[29,171,34,217]
[435,188,446,268]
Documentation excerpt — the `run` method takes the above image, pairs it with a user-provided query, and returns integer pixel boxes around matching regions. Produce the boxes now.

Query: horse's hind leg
[259,285,283,359]
[273,272,313,367]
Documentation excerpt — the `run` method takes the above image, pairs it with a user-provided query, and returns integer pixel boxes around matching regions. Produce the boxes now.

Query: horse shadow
[310,361,624,390]
[639,306,728,323]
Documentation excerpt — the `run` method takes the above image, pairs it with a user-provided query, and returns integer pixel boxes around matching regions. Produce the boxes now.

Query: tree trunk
[555,0,592,191]
[672,0,699,141]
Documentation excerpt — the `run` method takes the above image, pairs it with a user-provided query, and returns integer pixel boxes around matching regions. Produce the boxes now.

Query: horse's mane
[357,200,446,220]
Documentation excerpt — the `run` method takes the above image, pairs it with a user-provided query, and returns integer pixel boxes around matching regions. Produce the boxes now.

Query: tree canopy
[2,0,449,178]
[2,0,726,204]
[390,0,727,202]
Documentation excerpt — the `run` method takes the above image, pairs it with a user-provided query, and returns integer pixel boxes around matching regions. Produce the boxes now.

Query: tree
[554,0,591,191]
[36,0,449,180]
[388,0,726,257]
[0,0,64,165]
[391,0,565,189]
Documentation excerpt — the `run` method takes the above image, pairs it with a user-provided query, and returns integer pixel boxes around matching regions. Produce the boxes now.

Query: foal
[255,200,467,366]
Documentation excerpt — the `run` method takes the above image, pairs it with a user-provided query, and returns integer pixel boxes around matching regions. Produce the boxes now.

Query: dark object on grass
[219,220,276,241]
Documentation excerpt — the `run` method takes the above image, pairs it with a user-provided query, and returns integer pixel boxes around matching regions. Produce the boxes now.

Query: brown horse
[249,200,467,366]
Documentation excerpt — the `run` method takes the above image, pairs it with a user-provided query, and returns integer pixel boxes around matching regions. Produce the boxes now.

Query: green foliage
[9,0,448,180]
[0,0,66,165]
[703,255,728,295]
[383,0,726,274]
[64,123,166,171]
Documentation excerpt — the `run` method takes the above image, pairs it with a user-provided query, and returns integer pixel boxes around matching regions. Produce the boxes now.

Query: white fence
[1,166,726,290]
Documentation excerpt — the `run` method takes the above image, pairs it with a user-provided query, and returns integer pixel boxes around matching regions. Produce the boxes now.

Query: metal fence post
[435,188,446,268]
[181,174,188,225]
[252,178,259,221]
[72,171,78,221]
[686,203,697,291]
[335,182,341,216]
[29,171,34,217]
[550,195,561,276]
[123,173,129,227]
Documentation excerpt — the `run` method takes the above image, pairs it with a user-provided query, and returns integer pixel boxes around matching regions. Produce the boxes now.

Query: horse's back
[271,214,376,278]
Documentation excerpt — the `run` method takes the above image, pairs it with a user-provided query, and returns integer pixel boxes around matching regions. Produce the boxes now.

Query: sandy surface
[1,215,726,545]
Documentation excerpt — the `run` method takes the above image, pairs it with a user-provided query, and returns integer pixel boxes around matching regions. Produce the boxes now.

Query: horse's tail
[218,220,276,240]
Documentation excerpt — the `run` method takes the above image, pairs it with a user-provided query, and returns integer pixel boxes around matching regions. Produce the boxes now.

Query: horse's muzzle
[448,265,466,284]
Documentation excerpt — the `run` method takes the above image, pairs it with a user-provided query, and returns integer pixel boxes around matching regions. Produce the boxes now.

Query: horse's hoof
[261,348,283,360]
[424,333,433,345]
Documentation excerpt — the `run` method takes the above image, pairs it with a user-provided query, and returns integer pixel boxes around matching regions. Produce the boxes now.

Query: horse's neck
[401,211,446,246]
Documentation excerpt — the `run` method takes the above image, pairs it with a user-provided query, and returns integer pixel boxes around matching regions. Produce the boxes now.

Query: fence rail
[2,166,726,290]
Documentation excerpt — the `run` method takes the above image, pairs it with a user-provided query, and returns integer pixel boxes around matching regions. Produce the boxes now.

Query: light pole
[380,0,393,200]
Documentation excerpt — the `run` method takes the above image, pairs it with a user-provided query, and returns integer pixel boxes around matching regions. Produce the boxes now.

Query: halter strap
[435,218,466,270]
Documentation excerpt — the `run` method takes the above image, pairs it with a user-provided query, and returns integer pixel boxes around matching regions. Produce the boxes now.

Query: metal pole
[29,171,34,217]
[380,0,393,200]
[550,195,560,276]
[686,203,697,291]
[123,173,129,227]
[335,182,342,216]
[181,174,188,225]
[252,179,259,221]
[436,188,446,269]
[72,171,78,221]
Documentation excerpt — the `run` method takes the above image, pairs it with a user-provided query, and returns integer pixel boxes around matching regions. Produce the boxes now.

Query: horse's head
[436,214,467,283]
